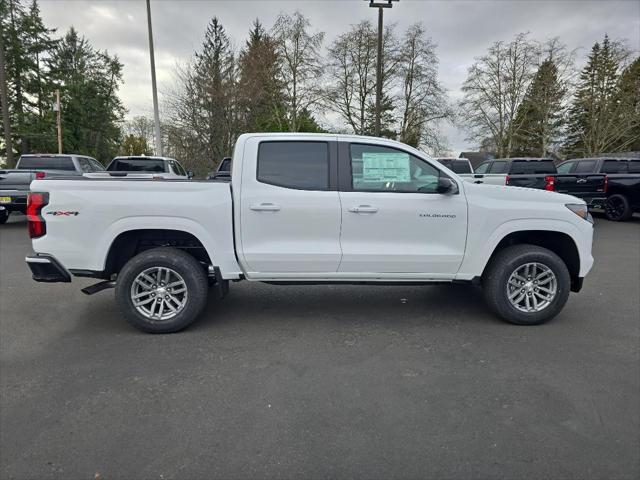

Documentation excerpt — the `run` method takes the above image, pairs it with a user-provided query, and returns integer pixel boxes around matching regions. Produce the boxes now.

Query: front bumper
[25,254,71,282]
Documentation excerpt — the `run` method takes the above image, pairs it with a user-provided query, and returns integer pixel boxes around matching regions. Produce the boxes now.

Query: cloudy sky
[39,0,639,153]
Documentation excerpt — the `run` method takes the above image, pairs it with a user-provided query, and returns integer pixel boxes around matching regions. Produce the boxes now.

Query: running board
[81,280,116,295]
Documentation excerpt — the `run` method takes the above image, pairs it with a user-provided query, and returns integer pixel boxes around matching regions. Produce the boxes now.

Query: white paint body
[30,133,594,283]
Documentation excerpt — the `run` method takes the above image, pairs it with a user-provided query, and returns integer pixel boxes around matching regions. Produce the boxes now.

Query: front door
[239,138,342,275]
[338,142,468,277]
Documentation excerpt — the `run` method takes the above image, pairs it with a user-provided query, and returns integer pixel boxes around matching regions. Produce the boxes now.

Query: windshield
[17,156,75,171]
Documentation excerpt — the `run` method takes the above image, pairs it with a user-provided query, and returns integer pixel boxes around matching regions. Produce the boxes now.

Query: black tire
[115,247,208,333]
[0,210,9,224]
[482,244,571,326]
[604,194,632,221]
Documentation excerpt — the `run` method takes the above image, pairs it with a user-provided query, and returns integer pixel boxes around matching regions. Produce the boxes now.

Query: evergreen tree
[47,27,125,161]
[512,59,566,157]
[237,19,286,132]
[194,17,238,161]
[613,57,640,152]
[1,0,56,154]
[564,35,631,156]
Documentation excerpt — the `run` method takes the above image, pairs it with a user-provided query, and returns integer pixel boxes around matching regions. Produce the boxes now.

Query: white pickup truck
[25,133,594,333]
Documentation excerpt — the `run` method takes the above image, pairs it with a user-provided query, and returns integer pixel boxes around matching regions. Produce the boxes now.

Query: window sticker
[361,152,411,183]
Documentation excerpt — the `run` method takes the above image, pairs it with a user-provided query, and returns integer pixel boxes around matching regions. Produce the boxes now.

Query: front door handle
[473,180,483,184]
[349,205,378,214]
[250,203,281,212]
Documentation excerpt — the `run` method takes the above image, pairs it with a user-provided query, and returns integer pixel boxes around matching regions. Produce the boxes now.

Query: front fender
[455,218,593,280]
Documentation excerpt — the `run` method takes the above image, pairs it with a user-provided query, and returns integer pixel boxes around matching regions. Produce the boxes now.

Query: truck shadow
[192,282,498,332]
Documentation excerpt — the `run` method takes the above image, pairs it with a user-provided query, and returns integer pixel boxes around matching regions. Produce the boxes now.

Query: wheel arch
[482,230,582,292]
[103,228,213,278]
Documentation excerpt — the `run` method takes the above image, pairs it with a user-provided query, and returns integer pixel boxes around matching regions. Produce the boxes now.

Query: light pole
[146,0,163,156]
[367,0,398,137]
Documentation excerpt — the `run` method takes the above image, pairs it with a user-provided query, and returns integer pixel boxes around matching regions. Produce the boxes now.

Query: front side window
[77,158,92,173]
[628,161,640,173]
[475,162,490,174]
[350,144,440,193]
[489,161,508,174]
[556,161,575,174]
[89,159,105,171]
[574,160,597,174]
[257,141,329,190]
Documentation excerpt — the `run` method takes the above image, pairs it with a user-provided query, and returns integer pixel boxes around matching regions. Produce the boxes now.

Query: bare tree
[397,23,452,151]
[271,11,324,132]
[325,20,377,135]
[460,33,539,157]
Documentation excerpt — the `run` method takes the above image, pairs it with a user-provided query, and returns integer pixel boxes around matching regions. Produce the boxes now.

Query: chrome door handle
[250,203,281,212]
[349,205,378,213]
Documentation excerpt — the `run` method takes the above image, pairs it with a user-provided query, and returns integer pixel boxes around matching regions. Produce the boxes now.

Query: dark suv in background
[556,157,640,221]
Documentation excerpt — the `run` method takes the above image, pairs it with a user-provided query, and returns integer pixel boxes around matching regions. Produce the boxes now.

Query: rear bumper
[584,197,607,209]
[0,190,28,212]
[25,254,71,282]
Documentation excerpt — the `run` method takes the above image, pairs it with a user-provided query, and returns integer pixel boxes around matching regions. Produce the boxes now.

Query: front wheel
[482,245,571,325]
[604,194,632,221]
[115,247,208,333]
[0,209,9,224]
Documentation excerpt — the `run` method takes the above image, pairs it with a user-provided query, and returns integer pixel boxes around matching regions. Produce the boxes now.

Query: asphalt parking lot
[1,213,638,480]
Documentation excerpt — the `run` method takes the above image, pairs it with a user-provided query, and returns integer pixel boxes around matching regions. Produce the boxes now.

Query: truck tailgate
[553,174,607,197]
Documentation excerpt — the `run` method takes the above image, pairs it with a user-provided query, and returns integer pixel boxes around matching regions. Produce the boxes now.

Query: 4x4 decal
[46,211,79,216]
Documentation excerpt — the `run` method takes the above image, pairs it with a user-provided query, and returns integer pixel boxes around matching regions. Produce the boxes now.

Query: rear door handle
[250,202,281,212]
[473,180,483,184]
[349,205,378,214]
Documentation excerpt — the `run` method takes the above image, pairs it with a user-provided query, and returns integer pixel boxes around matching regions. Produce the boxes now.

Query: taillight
[27,192,49,238]
[544,175,555,191]
[505,175,510,185]
[35,171,46,179]
[603,176,608,193]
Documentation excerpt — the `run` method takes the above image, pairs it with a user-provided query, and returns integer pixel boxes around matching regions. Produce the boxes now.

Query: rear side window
[510,160,556,175]
[109,158,166,173]
[17,156,75,171]
[628,161,640,173]
[602,160,628,174]
[257,142,329,190]
[489,161,508,174]
[574,160,597,174]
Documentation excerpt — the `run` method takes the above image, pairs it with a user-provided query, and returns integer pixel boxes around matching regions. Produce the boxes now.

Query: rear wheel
[482,245,571,325]
[604,194,632,221]
[0,210,9,224]
[115,247,208,333]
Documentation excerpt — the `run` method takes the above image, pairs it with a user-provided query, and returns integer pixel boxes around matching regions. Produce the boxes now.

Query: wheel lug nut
[165,295,169,299]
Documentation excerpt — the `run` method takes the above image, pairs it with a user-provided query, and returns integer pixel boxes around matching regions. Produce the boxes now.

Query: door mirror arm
[437,177,458,195]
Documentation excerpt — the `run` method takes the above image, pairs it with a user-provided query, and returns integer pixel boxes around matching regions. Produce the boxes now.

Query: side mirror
[437,177,457,194]
[187,170,194,179]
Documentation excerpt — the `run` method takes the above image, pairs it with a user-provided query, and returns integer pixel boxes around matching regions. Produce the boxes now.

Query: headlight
[566,203,593,223]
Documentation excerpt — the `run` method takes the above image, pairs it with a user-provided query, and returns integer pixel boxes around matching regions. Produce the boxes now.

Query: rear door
[238,137,342,275]
[337,141,467,276]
